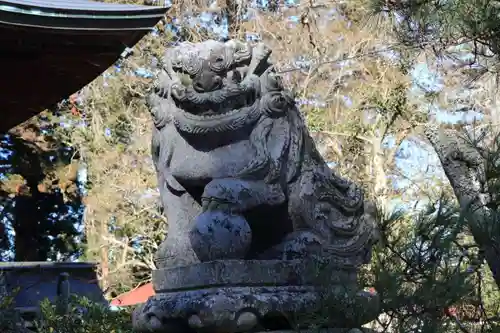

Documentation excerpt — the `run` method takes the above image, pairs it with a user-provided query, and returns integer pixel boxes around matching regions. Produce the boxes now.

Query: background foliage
[0,0,499,331]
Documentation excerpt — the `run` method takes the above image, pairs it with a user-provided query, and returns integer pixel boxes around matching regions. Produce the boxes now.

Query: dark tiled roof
[0,0,168,30]
[0,0,167,131]
[0,0,163,12]
[0,262,98,270]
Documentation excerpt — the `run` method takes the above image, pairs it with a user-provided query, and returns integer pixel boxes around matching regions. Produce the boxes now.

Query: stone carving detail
[133,40,379,333]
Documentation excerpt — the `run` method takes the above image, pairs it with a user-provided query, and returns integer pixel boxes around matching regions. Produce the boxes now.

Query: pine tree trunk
[424,126,500,289]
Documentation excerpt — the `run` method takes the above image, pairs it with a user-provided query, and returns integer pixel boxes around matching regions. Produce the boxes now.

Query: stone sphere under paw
[189,211,252,261]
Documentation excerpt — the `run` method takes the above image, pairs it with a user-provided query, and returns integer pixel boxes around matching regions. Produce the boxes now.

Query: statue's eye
[229,70,242,83]
[210,53,227,72]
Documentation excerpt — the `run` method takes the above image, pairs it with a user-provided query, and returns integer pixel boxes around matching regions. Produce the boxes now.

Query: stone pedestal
[132,260,380,333]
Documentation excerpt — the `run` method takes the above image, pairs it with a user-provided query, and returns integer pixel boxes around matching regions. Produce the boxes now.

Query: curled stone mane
[231,92,373,267]
[257,97,372,266]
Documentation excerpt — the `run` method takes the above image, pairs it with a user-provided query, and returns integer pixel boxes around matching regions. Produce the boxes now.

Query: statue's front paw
[189,210,252,261]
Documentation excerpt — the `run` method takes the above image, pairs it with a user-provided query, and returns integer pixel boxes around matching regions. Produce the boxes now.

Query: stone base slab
[133,286,379,333]
[153,259,357,292]
[251,330,377,333]
[132,260,380,333]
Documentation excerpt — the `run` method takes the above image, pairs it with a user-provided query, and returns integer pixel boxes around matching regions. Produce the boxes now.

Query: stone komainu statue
[133,40,380,333]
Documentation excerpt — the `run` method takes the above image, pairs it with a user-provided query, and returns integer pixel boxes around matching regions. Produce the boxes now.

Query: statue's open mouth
[168,75,262,134]
[175,87,258,117]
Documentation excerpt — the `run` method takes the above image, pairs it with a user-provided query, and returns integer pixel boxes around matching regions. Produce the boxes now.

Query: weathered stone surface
[251,330,377,333]
[133,262,380,332]
[255,328,376,333]
[133,287,379,332]
[133,39,380,333]
[152,260,357,292]
[189,211,252,261]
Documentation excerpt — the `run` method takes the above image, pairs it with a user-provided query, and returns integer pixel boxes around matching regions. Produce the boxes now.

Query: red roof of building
[110,282,154,307]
